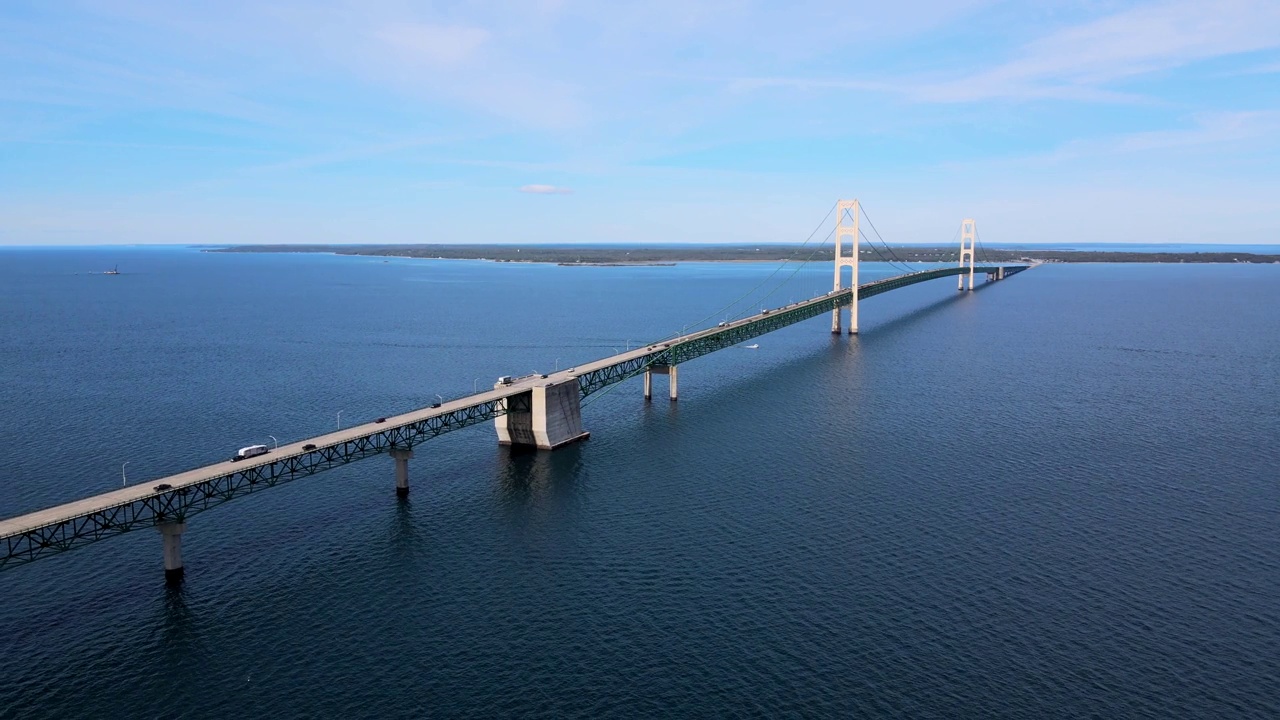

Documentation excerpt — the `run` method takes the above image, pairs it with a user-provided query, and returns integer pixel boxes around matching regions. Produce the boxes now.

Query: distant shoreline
[206,244,1280,265]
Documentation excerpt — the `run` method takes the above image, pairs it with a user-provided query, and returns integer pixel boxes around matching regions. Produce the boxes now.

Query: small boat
[744,343,759,349]
[103,265,120,275]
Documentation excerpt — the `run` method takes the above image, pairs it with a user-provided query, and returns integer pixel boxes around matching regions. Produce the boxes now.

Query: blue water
[1,248,1278,718]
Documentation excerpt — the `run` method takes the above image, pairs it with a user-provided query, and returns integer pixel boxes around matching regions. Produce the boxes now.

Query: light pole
[473,377,480,393]
[121,461,129,487]
[267,435,278,450]
[554,358,560,370]
[435,394,443,405]
[336,411,343,430]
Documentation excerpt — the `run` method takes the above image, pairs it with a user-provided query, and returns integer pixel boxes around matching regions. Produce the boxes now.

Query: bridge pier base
[495,381,589,450]
[391,448,413,498]
[644,371,652,402]
[157,522,186,584]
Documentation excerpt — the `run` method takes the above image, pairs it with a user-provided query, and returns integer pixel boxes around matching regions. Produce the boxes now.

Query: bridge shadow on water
[631,281,996,423]
[857,280,992,339]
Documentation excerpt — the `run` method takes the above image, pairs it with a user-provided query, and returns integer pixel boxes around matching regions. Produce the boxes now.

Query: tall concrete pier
[157,522,185,584]
[959,218,977,291]
[645,365,678,401]
[832,199,860,334]
[391,448,413,498]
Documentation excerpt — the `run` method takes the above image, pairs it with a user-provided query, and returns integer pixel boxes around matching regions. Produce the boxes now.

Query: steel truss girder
[569,265,1027,396]
[1,398,510,569]
[1,264,1027,571]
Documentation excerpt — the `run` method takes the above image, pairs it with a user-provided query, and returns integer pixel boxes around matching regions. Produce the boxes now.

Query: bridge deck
[1,264,1025,567]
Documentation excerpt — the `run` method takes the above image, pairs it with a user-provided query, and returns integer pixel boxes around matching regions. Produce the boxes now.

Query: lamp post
[121,461,129,487]
[267,435,278,450]
[473,377,480,393]
[435,394,443,406]
[336,411,343,430]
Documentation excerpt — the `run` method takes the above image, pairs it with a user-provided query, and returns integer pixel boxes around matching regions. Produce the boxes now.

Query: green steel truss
[574,265,1025,394]
[1,264,1026,570]
[1,398,512,568]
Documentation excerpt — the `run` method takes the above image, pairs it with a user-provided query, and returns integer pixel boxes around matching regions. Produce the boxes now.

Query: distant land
[209,244,1280,264]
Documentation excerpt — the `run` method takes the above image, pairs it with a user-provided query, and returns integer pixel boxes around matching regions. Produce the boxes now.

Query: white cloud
[518,184,572,194]
[374,23,489,66]
[915,0,1280,102]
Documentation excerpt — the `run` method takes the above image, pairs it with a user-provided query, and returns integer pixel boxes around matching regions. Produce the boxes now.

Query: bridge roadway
[0,264,1026,570]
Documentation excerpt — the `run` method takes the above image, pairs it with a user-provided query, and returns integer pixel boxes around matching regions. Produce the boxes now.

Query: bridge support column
[647,365,678,401]
[391,448,413,498]
[644,370,652,402]
[833,199,859,334]
[958,218,977,291]
[157,522,186,584]
[495,381,589,450]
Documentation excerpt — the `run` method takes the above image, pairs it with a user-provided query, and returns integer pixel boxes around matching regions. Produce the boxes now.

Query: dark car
[154,483,172,492]
[302,443,317,451]
[375,417,387,423]
[431,402,441,408]
[230,455,242,462]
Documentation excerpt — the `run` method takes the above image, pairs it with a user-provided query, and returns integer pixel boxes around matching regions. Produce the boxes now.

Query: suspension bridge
[0,200,1030,582]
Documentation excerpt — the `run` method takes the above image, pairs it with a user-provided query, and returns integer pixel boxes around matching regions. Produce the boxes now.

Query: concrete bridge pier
[157,522,186,584]
[391,448,414,498]
[647,365,678,401]
[495,380,590,449]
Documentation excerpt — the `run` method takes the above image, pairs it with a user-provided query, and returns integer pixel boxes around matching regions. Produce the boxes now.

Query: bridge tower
[832,199,860,334]
[958,218,976,291]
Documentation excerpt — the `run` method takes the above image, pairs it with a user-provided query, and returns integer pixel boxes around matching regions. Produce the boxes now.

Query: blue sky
[2,0,1278,245]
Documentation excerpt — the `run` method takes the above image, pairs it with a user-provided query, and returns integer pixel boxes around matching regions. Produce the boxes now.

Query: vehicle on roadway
[497,376,513,385]
[230,444,269,462]
[153,483,172,492]
[302,443,317,451]
[375,417,387,423]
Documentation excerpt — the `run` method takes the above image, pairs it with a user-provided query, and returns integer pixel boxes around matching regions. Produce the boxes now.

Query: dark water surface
[1,248,1277,719]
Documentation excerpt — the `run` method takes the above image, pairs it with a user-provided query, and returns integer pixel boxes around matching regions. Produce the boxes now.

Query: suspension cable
[858,204,910,267]
[859,229,911,274]
[740,226,837,317]
[657,201,838,339]
[975,226,991,263]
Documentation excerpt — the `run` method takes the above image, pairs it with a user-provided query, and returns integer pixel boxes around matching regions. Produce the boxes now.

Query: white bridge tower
[832,199,860,334]
[958,217,976,291]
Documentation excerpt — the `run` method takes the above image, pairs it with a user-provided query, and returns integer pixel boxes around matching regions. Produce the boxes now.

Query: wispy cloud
[914,0,1280,102]
[518,184,571,194]
[722,0,1280,105]
[374,23,489,66]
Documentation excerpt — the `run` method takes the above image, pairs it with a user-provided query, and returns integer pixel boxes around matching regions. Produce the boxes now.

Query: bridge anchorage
[0,200,1031,582]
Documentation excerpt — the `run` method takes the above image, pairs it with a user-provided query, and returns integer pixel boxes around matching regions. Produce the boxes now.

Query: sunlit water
[1,248,1277,718]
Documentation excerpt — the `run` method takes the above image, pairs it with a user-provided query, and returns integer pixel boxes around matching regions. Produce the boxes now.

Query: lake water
[1,248,1277,718]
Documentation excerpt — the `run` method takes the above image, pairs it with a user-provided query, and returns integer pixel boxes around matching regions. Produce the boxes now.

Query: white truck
[232,444,269,462]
